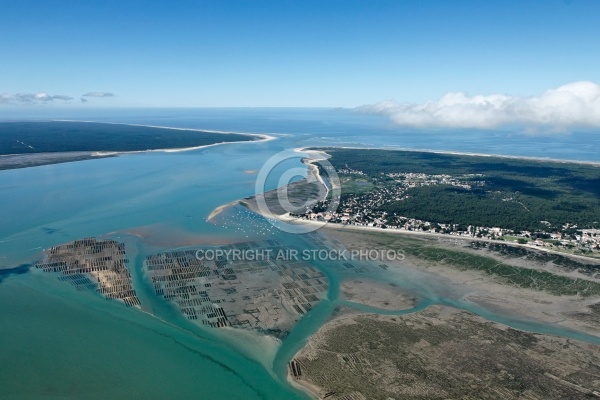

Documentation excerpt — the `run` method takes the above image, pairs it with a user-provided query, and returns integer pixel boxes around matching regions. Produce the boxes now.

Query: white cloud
[357,81,600,130]
[0,92,73,104]
[82,92,114,97]
[0,91,115,105]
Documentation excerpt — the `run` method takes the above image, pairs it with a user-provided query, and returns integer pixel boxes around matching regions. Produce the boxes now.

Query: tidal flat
[292,306,600,399]
[322,227,600,338]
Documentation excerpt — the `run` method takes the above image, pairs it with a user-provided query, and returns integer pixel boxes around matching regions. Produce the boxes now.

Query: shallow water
[2,109,600,399]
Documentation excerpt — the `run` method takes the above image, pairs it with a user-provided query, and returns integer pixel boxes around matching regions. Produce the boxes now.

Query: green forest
[318,148,600,232]
[0,121,254,154]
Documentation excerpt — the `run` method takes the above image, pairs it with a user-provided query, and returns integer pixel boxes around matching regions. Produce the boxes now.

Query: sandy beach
[55,119,277,143]
[239,152,330,220]
[287,373,321,400]
[310,145,600,167]
[207,200,241,221]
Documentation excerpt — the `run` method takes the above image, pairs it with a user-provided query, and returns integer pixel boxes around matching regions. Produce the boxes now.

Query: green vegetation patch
[469,241,600,275]
[318,148,600,231]
[296,310,600,399]
[338,175,375,194]
[363,232,600,297]
[0,121,254,154]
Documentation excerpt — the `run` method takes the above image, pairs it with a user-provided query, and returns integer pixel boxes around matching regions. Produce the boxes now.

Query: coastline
[207,200,241,221]
[286,369,321,400]
[241,200,599,263]
[321,221,600,262]
[206,144,600,397]
[237,150,331,221]
[0,151,115,171]
[304,145,600,167]
[57,119,277,154]
[53,119,276,142]
[0,121,276,171]
[251,145,600,263]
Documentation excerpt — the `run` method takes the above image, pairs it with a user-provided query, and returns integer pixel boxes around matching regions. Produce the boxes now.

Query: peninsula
[297,148,600,258]
[0,121,260,170]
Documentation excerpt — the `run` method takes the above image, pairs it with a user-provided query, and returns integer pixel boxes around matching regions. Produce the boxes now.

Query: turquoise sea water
[1,109,600,399]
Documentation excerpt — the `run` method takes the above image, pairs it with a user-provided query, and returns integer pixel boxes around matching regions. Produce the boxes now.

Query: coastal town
[295,167,600,256]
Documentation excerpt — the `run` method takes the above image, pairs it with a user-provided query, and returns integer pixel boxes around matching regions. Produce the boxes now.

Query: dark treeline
[0,121,254,154]
[318,148,600,232]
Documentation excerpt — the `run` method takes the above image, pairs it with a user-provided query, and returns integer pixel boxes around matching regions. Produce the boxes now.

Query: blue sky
[1,0,600,109]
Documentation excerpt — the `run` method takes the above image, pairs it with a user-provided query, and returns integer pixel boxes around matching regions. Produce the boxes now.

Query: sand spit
[240,150,330,223]
[310,145,600,167]
[54,119,276,143]
[0,151,114,171]
[207,200,240,222]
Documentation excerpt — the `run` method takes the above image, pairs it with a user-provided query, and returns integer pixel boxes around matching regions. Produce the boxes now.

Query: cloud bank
[358,81,600,130]
[0,91,116,105]
[82,92,114,97]
[0,92,73,105]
